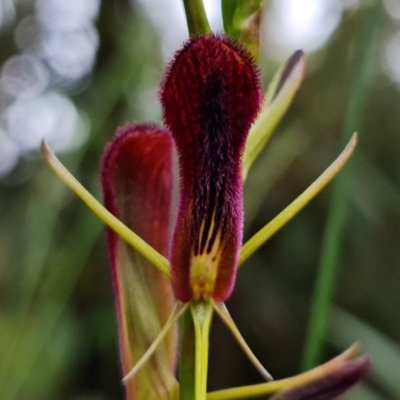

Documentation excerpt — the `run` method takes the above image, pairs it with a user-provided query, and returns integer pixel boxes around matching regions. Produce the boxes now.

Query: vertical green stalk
[179,302,213,400]
[301,1,382,371]
[191,302,213,400]
[179,308,196,400]
[182,0,211,35]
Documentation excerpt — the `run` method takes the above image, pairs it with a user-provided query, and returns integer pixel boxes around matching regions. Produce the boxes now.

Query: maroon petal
[161,34,262,302]
[101,123,177,399]
[271,357,370,400]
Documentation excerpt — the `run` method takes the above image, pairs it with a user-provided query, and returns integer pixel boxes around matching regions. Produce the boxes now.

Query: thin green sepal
[213,302,273,381]
[206,344,359,400]
[243,51,305,180]
[41,140,170,277]
[122,303,188,383]
[240,133,358,266]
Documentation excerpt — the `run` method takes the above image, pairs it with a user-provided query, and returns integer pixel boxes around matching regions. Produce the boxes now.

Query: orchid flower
[41,33,367,400]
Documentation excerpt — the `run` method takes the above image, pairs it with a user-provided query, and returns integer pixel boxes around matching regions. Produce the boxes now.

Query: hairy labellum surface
[161,34,262,302]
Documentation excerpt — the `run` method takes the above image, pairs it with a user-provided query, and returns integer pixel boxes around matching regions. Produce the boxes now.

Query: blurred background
[0,0,399,399]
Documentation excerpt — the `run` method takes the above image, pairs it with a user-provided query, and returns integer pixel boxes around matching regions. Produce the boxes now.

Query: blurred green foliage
[0,1,399,399]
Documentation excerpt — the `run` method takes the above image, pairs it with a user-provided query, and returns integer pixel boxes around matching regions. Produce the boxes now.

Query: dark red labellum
[161,34,262,302]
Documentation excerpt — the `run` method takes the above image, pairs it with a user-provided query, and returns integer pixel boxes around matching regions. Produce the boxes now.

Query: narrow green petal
[123,303,188,383]
[41,140,170,277]
[213,302,273,381]
[270,358,369,399]
[191,302,214,400]
[206,344,363,400]
[240,133,357,266]
[243,51,306,180]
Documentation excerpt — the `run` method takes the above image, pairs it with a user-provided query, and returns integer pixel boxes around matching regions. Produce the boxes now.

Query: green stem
[191,302,213,400]
[179,308,196,400]
[301,1,382,371]
[182,0,212,35]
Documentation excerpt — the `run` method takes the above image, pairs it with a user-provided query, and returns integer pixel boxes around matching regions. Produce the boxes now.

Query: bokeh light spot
[0,0,15,30]
[36,0,100,30]
[0,131,19,177]
[385,31,400,86]
[265,0,343,52]
[0,55,49,99]
[384,0,400,21]
[3,91,85,153]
